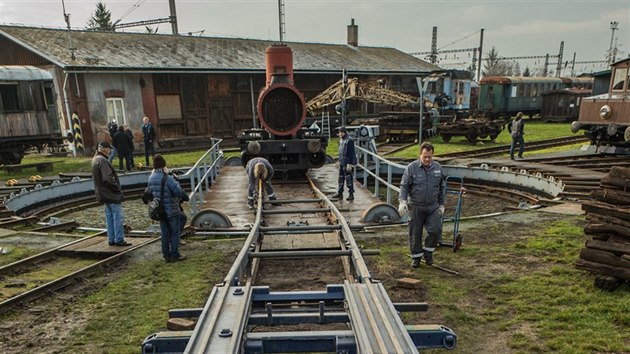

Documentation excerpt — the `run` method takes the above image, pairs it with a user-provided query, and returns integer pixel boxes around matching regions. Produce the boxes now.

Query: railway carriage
[479,76,593,118]
[571,58,630,148]
[0,66,63,164]
[238,45,328,174]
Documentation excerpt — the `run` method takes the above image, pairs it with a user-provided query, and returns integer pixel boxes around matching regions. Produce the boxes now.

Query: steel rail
[0,236,158,314]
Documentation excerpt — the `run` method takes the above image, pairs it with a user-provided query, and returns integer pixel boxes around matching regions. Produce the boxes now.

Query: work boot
[247,200,254,209]
[346,193,354,201]
[424,251,434,266]
[411,257,421,268]
[331,192,343,199]
[269,196,281,206]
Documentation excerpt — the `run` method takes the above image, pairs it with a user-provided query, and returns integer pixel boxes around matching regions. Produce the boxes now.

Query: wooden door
[209,98,234,138]
[181,76,209,136]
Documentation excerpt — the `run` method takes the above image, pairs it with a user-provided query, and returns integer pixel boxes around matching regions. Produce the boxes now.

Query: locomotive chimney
[347,18,358,47]
[265,44,294,86]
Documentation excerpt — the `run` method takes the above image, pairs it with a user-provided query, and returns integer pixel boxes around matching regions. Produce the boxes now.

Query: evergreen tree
[481,47,509,77]
[523,66,531,77]
[87,1,114,31]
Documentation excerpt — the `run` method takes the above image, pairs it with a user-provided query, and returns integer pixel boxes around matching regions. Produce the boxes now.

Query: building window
[106,97,126,125]
[511,85,518,98]
[0,84,21,112]
[156,94,183,120]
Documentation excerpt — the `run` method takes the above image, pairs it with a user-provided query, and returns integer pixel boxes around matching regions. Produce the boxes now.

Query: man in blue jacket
[398,142,445,267]
[332,126,357,201]
[147,154,189,262]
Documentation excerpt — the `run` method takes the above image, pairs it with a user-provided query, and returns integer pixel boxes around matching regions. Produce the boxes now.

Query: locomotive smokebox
[257,44,306,137]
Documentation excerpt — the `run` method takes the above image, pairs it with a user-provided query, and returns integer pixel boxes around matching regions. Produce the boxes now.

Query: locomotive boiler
[238,44,328,173]
[571,58,630,150]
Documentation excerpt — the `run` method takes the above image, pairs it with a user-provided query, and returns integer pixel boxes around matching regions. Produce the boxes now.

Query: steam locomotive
[238,45,328,173]
[571,57,630,149]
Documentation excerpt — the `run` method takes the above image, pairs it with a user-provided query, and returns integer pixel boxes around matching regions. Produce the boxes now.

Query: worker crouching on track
[398,142,445,267]
[246,157,277,209]
[147,154,190,262]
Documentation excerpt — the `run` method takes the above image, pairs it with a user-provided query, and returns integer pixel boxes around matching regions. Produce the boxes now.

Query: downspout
[62,71,77,157]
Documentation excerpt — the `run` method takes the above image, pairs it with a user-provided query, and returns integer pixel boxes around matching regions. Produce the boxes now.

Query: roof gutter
[62,68,432,76]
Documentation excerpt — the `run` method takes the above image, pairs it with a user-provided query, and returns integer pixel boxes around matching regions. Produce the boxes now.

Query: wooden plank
[576,259,630,280]
[585,240,630,256]
[579,248,630,269]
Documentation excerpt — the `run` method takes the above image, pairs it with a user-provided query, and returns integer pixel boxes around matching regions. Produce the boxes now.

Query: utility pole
[556,41,564,77]
[477,28,484,81]
[278,0,286,43]
[430,26,438,64]
[608,21,619,64]
[169,0,178,35]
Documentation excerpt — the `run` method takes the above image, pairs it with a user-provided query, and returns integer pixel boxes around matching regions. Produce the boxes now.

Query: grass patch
[0,245,38,266]
[65,241,231,353]
[391,121,579,158]
[361,216,630,353]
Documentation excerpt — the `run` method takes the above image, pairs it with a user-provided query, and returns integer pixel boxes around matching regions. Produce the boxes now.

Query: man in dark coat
[107,120,118,163]
[509,112,525,160]
[142,116,156,166]
[91,141,131,246]
[332,126,357,201]
[112,125,133,171]
[125,125,135,169]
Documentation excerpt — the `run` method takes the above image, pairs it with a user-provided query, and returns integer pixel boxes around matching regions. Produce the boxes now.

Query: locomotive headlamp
[307,139,321,153]
[570,121,581,133]
[599,105,612,119]
[247,141,261,155]
[607,124,618,136]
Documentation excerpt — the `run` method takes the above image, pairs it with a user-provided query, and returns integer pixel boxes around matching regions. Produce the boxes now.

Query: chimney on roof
[347,18,358,47]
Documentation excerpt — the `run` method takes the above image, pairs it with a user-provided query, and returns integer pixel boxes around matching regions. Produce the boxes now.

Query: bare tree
[87,1,114,31]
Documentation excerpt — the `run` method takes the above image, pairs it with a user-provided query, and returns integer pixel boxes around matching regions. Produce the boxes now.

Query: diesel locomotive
[238,44,328,173]
[571,58,630,148]
[0,66,63,164]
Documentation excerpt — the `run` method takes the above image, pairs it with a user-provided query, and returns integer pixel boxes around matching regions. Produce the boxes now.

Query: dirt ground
[0,193,592,353]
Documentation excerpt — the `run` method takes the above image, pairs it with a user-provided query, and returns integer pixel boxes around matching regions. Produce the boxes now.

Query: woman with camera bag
[146,154,189,262]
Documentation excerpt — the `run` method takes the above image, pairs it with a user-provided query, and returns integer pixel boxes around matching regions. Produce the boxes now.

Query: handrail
[179,138,223,214]
[353,144,565,204]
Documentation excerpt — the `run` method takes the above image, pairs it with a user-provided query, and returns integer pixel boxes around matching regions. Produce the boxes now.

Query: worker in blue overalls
[332,126,357,201]
[246,157,277,209]
[398,142,445,267]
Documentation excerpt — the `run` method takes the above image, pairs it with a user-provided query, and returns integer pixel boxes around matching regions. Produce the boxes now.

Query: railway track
[434,136,589,160]
[0,233,157,314]
[142,175,456,353]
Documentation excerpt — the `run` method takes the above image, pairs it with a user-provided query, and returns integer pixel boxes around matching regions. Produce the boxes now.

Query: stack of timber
[576,166,630,287]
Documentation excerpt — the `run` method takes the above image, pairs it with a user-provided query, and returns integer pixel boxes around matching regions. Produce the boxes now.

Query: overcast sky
[1,0,628,74]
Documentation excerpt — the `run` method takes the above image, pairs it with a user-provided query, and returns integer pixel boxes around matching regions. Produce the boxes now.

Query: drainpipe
[62,71,77,157]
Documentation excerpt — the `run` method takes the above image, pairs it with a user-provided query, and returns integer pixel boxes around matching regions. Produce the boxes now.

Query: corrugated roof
[0,25,438,74]
[0,65,52,81]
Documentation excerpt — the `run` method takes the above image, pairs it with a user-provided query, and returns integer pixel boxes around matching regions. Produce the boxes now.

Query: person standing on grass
[91,141,131,247]
[509,112,525,160]
[112,125,133,171]
[147,154,189,262]
[142,116,156,166]
[398,142,445,268]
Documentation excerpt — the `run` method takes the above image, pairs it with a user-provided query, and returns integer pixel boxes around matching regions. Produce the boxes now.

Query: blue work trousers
[510,135,525,159]
[144,140,155,166]
[108,146,117,163]
[160,213,182,260]
[104,203,125,244]
[337,165,355,194]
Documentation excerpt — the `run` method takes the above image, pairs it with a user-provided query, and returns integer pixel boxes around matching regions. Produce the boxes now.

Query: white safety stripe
[268,193,276,198]
[411,253,424,259]
[423,247,435,252]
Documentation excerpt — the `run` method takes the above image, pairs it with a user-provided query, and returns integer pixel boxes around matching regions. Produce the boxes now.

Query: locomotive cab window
[106,97,127,125]
[0,83,21,112]
[611,67,627,91]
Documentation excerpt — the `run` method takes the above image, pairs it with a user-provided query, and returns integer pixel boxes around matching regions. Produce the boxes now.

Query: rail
[353,144,566,204]
[179,138,223,214]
